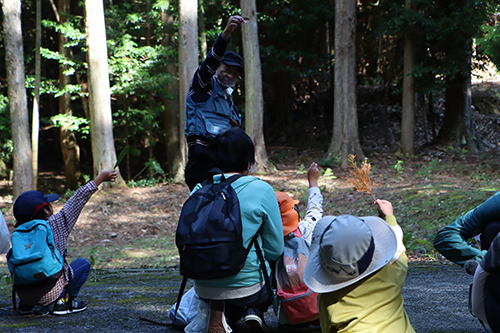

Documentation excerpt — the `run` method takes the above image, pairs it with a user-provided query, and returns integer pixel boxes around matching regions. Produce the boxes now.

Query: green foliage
[258,0,334,76]
[61,189,76,199]
[127,158,166,187]
[50,114,90,136]
[416,159,444,177]
[477,23,500,71]
[394,160,404,182]
[0,95,12,167]
[296,164,307,175]
[407,239,438,259]
[322,168,337,181]
[320,155,341,168]
[145,158,165,179]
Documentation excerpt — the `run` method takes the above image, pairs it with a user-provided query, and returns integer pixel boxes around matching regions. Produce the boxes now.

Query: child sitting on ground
[8,170,117,315]
[304,199,415,333]
[274,162,323,330]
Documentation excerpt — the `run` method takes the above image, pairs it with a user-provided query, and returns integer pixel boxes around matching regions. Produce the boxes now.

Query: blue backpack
[7,219,65,308]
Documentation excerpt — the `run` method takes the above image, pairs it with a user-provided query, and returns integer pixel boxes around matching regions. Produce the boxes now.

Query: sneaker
[244,314,269,333]
[207,300,232,333]
[17,303,34,315]
[52,298,87,315]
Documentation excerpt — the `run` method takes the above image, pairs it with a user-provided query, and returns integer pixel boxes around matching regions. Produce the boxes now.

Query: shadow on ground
[0,263,486,333]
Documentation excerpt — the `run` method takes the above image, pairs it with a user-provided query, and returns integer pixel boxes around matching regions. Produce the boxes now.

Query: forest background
[0,0,500,266]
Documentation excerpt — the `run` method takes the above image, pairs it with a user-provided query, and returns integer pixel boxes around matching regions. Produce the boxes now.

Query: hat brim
[45,193,59,203]
[304,215,397,293]
[221,60,244,72]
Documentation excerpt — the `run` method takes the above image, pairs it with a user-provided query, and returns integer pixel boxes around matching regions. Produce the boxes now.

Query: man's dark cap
[222,51,244,72]
[13,190,59,221]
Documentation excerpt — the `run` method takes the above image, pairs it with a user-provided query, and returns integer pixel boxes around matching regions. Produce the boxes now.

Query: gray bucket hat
[304,215,397,293]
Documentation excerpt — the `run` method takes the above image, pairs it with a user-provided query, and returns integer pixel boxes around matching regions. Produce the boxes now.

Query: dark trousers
[184,151,212,191]
[484,272,500,332]
[203,282,272,325]
[59,258,91,299]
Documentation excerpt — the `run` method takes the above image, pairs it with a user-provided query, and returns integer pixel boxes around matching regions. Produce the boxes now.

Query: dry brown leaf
[346,154,379,200]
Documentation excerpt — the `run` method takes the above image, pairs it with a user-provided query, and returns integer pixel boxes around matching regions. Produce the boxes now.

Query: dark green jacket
[433,191,500,266]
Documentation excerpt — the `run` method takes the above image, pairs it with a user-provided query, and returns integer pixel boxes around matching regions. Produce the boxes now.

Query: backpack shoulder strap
[252,233,274,303]
[174,276,189,320]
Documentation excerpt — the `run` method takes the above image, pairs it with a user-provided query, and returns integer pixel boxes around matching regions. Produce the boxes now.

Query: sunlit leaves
[50,113,90,134]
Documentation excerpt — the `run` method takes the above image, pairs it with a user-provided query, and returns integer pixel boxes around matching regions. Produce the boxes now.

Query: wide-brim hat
[275,191,300,236]
[222,51,244,72]
[304,215,397,293]
[13,190,60,221]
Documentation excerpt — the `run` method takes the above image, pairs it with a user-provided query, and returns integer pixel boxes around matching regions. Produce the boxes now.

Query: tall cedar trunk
[59,0,81,189]
[85,0,124,185]
[399,0,416,157]
[241,0,273,173]
[178,0,198,181]
[161,11,185,181]
[435,39,479,152]
[32,0,41,189]
[2,0,34,198]
[327,0,364,168]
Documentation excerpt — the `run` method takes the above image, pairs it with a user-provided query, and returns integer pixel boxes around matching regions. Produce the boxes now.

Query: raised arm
[191,15,244,98]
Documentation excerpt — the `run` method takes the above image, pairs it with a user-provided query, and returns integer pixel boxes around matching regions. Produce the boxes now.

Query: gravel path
[0,262,488,333]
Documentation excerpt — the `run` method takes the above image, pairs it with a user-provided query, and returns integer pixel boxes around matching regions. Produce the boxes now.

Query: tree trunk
[2,0,34,198]
[399,0,416,157]
[58,0,81,189]
[327,0,364,168]
[435,39,480,152]
[85,0,124,185]
[178,0,197,181]
[241,0,273,173]
[161,10,184,181]
[32,0,41,190]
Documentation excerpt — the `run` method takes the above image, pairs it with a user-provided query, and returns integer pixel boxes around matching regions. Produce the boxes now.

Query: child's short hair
[208,127,255,173]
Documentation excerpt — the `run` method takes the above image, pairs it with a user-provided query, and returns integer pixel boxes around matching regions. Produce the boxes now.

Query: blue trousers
[59,257,91,299]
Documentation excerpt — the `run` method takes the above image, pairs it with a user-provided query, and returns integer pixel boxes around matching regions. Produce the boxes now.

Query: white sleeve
[299,187,323,244]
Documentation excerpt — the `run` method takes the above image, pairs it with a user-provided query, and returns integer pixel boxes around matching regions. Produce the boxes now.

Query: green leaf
[114,146,130,169]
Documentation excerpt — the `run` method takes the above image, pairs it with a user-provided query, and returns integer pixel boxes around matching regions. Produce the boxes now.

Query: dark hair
[208,127,255,173]
[14,203,51,227]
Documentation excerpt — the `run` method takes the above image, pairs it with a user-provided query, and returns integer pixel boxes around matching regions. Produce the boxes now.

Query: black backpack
[174,168,272,317]
[176,169,252,279]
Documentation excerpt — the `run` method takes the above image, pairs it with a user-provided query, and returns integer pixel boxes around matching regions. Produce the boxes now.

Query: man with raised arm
[184,15,245,191]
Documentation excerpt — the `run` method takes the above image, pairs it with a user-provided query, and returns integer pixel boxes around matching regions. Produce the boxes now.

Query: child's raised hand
[307,162,320,188]
[374,199,393,219]
[94,170,118,186]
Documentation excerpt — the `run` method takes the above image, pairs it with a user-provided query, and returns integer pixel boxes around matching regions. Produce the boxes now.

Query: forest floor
[0,77,499,332]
